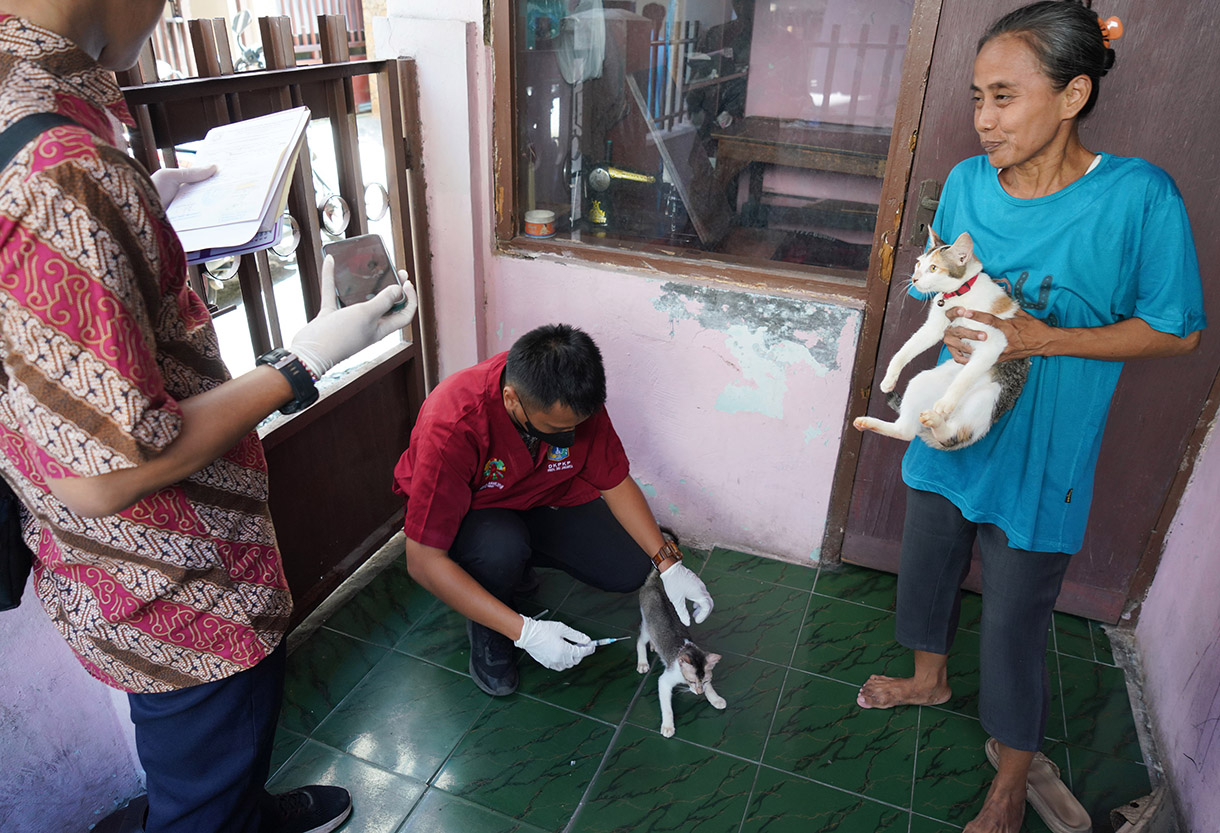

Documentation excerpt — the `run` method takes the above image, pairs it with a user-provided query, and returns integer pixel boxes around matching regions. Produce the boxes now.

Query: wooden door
[839,0,1220,623]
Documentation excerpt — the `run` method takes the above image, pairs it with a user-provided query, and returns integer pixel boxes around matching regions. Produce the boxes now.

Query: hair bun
[1101,47,1116,73]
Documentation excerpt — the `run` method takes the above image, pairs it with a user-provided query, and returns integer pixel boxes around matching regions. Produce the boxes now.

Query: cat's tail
[885,390,902,414]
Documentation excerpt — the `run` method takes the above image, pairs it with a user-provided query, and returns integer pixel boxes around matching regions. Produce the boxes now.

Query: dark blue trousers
[449,498,653,603]
[896,487,1071,752]
[127,640,286,833]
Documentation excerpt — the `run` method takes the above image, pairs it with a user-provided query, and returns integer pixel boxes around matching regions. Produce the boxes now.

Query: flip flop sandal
[985,737,1092,833]
[1109,787,1167,832]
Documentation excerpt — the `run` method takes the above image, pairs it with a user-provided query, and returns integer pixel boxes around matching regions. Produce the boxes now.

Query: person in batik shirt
[0,2,416,831]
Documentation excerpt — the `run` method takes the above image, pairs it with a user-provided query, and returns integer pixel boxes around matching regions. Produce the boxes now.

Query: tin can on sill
[524,209,556,238]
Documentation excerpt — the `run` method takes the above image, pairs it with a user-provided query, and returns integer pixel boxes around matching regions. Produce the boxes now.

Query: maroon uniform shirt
[393,353,630,551]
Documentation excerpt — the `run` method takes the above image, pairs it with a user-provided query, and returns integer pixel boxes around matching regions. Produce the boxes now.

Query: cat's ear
[950,231,974,265]
[677,651,694,666]
[928,228,945,249]
[705,653,722,669]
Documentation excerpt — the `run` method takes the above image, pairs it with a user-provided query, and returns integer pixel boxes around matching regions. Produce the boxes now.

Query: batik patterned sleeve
[0,125,183,481]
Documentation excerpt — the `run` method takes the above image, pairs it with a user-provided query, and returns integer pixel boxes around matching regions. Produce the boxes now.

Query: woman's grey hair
[979,0,1117,118]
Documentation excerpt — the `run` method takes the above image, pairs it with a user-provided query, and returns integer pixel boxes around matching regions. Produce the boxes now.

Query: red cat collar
[937,274,979,307]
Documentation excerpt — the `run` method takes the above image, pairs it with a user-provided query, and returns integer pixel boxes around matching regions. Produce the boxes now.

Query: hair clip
[1098,15,1123,48]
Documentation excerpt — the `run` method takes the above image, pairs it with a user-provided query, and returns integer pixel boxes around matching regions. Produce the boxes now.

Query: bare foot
[856,674,951,709]
[963,777,1026,833]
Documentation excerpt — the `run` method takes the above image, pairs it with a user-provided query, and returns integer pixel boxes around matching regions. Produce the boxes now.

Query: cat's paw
[932,399,954,416]
[919,410,944,428]
[661,724,675,738]
[636,661,649,674]
[879,375,898,394]
[709,695,727,709]
[853,416,876,433]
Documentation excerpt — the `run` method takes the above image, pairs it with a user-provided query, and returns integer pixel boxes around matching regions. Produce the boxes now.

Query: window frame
[489,0,938,304]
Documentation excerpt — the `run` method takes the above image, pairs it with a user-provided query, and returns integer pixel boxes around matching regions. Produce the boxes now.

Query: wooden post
[377,61,437,392]
[318,14,367,236]
[261,15,325,319]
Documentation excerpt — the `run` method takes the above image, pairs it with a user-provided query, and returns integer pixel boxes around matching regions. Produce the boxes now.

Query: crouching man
[394,324,712,694]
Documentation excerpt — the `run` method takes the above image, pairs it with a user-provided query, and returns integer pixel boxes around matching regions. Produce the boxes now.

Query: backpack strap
[0,111,77,611]
[0,112,78,171]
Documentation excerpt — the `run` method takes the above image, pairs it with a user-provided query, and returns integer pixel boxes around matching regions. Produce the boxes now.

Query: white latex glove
[513,615,594,671]
[289,254,419,378]
[659,562,714,626]
[150,164,217,208]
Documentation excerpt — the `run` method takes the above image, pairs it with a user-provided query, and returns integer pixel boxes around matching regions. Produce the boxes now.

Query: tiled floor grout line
[279,553,1148,832]
[284,631,496,822]
[749,761,925,816]
[559,656,656,833]
[415,694,497,792]
[730,573,821,833]
[289,639,395,743]
[392,792,549,833]
[909,704,923,833]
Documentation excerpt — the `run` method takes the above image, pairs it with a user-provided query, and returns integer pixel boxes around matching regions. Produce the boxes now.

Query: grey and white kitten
[636,570,726,738]
[854,230,1029,451]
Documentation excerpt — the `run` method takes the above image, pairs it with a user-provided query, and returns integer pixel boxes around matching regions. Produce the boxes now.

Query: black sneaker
[467,619,518,696]
[263,785,352,833]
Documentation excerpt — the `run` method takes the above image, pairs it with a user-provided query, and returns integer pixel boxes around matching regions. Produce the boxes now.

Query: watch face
[259,348,292,367]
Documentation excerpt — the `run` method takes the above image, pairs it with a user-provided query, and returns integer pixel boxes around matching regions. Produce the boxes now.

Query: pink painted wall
[377,3,862,562]
[1135,420,1220,832]
[486,257,860,559]
[0,580,142,832]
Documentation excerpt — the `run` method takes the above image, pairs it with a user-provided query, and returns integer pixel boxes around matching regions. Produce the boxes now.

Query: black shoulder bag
[0,112,77,611]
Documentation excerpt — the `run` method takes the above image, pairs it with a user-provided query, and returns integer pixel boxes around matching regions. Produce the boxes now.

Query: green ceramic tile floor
[268,547,1151,832]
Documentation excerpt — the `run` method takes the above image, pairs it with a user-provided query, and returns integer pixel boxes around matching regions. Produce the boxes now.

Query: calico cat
[854,230,1029,451]
[636,570,726,738]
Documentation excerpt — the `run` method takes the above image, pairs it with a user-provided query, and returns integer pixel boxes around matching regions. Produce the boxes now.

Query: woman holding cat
[856,2,1205,832]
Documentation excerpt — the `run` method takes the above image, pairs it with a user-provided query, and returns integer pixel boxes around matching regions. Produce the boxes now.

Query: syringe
[584,636,631,647]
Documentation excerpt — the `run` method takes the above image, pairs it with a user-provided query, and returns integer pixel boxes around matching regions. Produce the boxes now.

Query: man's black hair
[505,324,606,418]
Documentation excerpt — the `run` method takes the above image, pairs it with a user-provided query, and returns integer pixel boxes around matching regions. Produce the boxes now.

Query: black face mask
[519,401,576,448]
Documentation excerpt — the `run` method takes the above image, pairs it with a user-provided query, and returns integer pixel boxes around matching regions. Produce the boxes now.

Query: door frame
[820,0,944,561]
[820,0,1220,627]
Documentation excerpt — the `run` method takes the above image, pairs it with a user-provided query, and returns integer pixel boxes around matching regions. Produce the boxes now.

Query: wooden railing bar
[377,61,436,390]
[191,16,273,356]
[318,13,367,236]
[261,14,324,320]
[121,59,389,105]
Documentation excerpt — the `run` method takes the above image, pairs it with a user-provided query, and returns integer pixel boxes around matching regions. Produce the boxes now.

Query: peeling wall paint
[652,281,854,372]
[654,284,853,421]
[485,257,860,562]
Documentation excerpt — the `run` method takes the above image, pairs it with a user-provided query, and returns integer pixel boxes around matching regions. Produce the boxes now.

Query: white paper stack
[166,106,310,265]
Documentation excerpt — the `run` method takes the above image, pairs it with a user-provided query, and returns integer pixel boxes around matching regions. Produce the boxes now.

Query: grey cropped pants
[896,487,1072,752]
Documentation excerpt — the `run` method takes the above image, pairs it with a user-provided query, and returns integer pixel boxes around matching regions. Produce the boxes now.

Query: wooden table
[709,116,890,230]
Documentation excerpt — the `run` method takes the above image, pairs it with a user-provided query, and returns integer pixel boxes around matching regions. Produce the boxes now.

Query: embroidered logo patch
[546,447,570,462]
[482,459,506,480]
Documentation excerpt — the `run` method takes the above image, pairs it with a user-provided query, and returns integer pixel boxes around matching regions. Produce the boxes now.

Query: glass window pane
[514,0,913,278]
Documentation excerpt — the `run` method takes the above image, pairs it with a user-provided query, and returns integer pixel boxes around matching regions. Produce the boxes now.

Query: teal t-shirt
[903,154,1206,554]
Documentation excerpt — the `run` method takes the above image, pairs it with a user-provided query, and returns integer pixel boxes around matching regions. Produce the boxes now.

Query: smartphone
[323,234,408,311]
